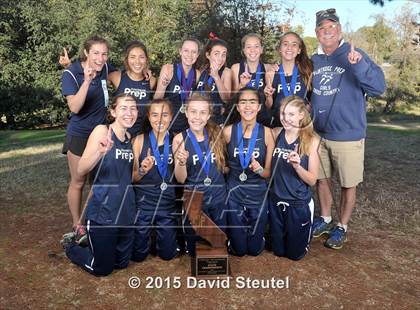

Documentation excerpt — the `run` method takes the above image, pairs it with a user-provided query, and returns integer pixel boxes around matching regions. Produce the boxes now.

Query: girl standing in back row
[231,33,274,127]
[61,35,112,244]
[154,38,201,134]
[264,32,313,127]
[111,40,156,136]
[197,35,232,125]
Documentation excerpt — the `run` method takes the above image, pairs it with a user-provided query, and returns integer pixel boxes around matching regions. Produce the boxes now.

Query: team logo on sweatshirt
[313,66,345,96]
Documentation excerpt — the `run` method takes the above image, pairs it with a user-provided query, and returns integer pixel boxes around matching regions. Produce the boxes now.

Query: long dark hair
[123,40,149,72]
[201,38,228,70]
[277,31,313,90]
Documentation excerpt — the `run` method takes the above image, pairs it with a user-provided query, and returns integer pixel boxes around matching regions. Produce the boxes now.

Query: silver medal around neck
[204,177,212,186]
[160,182,168,191]
[239,172,248,182]
[179,104,186,113]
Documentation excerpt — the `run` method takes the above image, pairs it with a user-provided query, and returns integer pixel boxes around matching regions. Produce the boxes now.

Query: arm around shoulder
[154,64,173,99]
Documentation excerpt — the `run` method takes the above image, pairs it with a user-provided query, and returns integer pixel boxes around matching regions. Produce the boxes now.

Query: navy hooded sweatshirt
[311,41,386,141]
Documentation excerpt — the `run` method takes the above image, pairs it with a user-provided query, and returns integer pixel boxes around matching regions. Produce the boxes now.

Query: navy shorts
[62,134,88,156]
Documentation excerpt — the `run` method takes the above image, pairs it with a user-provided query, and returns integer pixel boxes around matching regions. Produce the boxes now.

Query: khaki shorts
[318,138,365,188]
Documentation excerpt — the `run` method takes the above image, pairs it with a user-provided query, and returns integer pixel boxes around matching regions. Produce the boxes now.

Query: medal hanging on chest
[149,131,170,191]
[237,122,259,182]
[187,129,212,186]
[177,64,195,113]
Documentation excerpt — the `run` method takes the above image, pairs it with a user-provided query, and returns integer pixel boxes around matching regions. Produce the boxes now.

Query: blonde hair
[241,33,263,59]
[241,33,263,49]
[280,96,317,156]
[185,92,226,171]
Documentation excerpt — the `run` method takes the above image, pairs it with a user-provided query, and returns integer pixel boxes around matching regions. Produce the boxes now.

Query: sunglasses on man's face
[316,8,336,17]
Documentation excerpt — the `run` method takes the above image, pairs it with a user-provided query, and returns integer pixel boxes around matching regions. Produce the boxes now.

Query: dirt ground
[1,125,419,309]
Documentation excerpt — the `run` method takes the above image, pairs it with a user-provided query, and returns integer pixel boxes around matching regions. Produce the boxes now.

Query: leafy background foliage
[0,0,418,128]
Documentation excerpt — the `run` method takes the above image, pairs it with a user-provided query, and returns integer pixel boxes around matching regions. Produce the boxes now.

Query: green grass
[367,123,420,135]
[367,99,420,121]
[0,129,65,152]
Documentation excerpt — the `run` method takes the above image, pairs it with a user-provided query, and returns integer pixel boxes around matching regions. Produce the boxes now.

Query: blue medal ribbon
[187,128,211,177]
[149,131,170,180]
[279,64,298,97]
[177,63,195,103]
[207,70,214,88]
[237,122,259,170]
[246,62,262,89]
[198,69,214,95]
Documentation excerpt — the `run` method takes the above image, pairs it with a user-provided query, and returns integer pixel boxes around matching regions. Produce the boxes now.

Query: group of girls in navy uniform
[60,32,319,276]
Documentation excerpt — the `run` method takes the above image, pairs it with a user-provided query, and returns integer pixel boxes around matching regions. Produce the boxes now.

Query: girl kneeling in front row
[64,94,138,276]
[173,92,228,256]
[269,96,319,260]
[223,87,274,256]
[131,99,178,261]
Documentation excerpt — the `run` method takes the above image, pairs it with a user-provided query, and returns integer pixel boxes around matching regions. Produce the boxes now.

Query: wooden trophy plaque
[183,189,230,278]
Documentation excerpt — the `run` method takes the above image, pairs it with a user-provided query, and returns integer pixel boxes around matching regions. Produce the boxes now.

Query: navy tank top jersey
[238,61,266,90]
[134,133,175,212]
[165,63,197,134]
[182,131,226,207]
[86,129,136,225]
[270,130,311,202]
[197,66,225,125]
[227,122,268,205]
[114,72,152,136]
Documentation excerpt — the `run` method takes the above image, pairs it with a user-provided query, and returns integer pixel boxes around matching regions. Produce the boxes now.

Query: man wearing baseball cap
[311,8,386,249]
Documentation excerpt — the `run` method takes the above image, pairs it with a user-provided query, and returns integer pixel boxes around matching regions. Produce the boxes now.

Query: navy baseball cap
[316,8,340,27]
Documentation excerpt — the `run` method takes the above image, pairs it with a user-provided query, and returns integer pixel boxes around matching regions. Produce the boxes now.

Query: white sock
[337,223,348,232]
[321,216,332,224]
